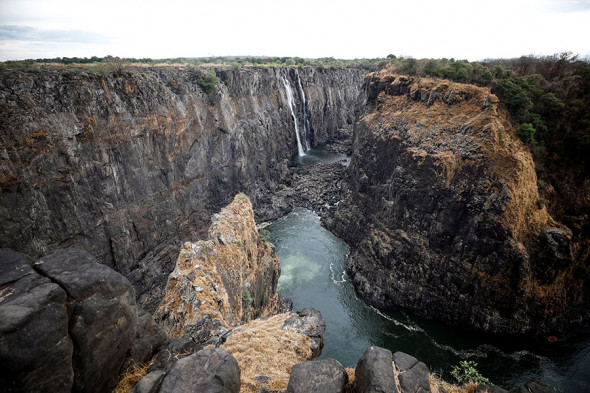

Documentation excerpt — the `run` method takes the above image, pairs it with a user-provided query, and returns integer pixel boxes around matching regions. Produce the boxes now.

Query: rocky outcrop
[0,247,161,393]
[153,194,281,337]
[329,70,584,334]
[0,66,365,310]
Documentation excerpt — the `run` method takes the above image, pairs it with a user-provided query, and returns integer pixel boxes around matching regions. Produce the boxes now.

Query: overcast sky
[0,0,589,62]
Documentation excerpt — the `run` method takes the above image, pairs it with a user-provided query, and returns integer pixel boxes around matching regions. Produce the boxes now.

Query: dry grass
[430,373,477,393]
[344,367,356,393]
[111,359,154,393]
[220,313,313,393]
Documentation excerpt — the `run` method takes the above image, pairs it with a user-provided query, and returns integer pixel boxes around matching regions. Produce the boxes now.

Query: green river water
[263,147,590,392]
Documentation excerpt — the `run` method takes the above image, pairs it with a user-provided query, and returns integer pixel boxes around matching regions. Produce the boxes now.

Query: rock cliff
[329,70,584,334]
[0,66,365,310]
[154,194,281,337]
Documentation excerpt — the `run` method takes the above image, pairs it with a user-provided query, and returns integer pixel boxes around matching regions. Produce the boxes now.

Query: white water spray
[282,76,305,156]
[296,73,311,150]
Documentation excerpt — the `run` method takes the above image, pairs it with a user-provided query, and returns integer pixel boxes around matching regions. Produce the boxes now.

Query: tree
[423,60,438,76]
[401,58,418,75]
[454,67,468,81]
[517,123,536,145]
[387,54,396,59]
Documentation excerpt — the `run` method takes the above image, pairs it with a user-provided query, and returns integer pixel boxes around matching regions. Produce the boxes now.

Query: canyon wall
[329,70,585,334]
[0,66,365,310]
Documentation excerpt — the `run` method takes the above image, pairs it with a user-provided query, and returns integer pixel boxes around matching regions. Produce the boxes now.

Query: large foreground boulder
[355,346,397,393]
[0,249,73,392]
[131,348,240,393]
[287,358,348,393]
[0,248,142,393]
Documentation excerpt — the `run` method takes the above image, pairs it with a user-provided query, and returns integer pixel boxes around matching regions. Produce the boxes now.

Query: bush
[451,360,491,385]
[197,72,220,94]
[454,67,468,81]
[518,123,536,145]
[242,284,253,313]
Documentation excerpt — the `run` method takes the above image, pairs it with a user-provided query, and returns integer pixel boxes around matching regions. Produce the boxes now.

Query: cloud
[0,25,110,44]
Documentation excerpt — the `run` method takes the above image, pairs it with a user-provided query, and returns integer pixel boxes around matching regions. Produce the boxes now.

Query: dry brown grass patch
[220,313,313,393]
[112,358,154,393]
[430,373,477,393]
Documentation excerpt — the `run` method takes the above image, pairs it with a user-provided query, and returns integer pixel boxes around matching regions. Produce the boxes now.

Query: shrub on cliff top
[197,72,220,93]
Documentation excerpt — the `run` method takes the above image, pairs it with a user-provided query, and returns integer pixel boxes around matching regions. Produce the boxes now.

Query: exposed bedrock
[328,71,586,334]
[154,194,282,336]
[0,247,160,393]
[0,66,365,310]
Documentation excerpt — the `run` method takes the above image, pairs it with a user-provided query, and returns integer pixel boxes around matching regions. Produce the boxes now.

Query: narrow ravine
[263,145,590,392]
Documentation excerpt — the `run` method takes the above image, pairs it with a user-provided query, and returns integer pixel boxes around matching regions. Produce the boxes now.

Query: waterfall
[297,73,311,150]
[282,76,305,156]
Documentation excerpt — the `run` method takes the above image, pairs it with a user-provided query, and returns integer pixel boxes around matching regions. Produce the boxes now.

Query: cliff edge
[329,70,585,334]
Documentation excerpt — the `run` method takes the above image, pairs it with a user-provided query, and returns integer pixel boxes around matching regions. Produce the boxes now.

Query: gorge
[1,63,589,392]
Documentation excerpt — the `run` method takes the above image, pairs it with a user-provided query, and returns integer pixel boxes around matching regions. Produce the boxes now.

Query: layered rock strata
[0,66,365,310]
[329,70,583,334]
[153,194,281,337]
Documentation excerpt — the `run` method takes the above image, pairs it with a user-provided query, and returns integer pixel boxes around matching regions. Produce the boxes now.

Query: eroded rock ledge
[153,194,281,337]
[328,70,584,334]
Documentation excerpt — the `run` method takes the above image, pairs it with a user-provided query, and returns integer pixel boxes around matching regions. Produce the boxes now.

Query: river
[263,146,590,392]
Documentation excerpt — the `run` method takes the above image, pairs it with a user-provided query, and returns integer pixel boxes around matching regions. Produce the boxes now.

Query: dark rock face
[282,307,327,358]
[476,385,509,393]
[355,346,397,393]
[33,248,138,393]
[147,337,201,374]
[286,358,348,393]
[0,66,365,310]
[0,248,148,393]
[146,349,240,393]
[130,308,167,365]
[393,352,430,393]
[329,71,583,334]
[0,249,73,393]
[509,380,553,393]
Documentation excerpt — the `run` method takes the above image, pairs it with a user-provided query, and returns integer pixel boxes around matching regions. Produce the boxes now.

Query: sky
[0,0,589,62]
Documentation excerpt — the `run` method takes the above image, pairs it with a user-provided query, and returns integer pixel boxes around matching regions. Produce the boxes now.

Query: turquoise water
[295,142,350,166]
[265,208,590,392]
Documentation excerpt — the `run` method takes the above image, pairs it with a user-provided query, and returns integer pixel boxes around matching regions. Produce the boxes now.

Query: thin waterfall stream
[282,75,306,156]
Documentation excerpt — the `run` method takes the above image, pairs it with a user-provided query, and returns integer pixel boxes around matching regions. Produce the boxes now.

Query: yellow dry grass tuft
[111,359,154,393]
[430,373,477,393]
[344,367,356,393]
[220,313,313,393]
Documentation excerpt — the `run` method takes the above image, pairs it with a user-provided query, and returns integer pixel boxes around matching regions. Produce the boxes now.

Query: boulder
[392,351,430,393]
[33,248,138,393]
[510,379,554,393]
[355,346,397,393]
[157,349,240,393]
[129,308,167,365]
[286,359,348,393]
[476,384,509,393]
[397,361,430,393]
[0,249,73,393]
[148,337,201,373]
[282,308,326,358]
